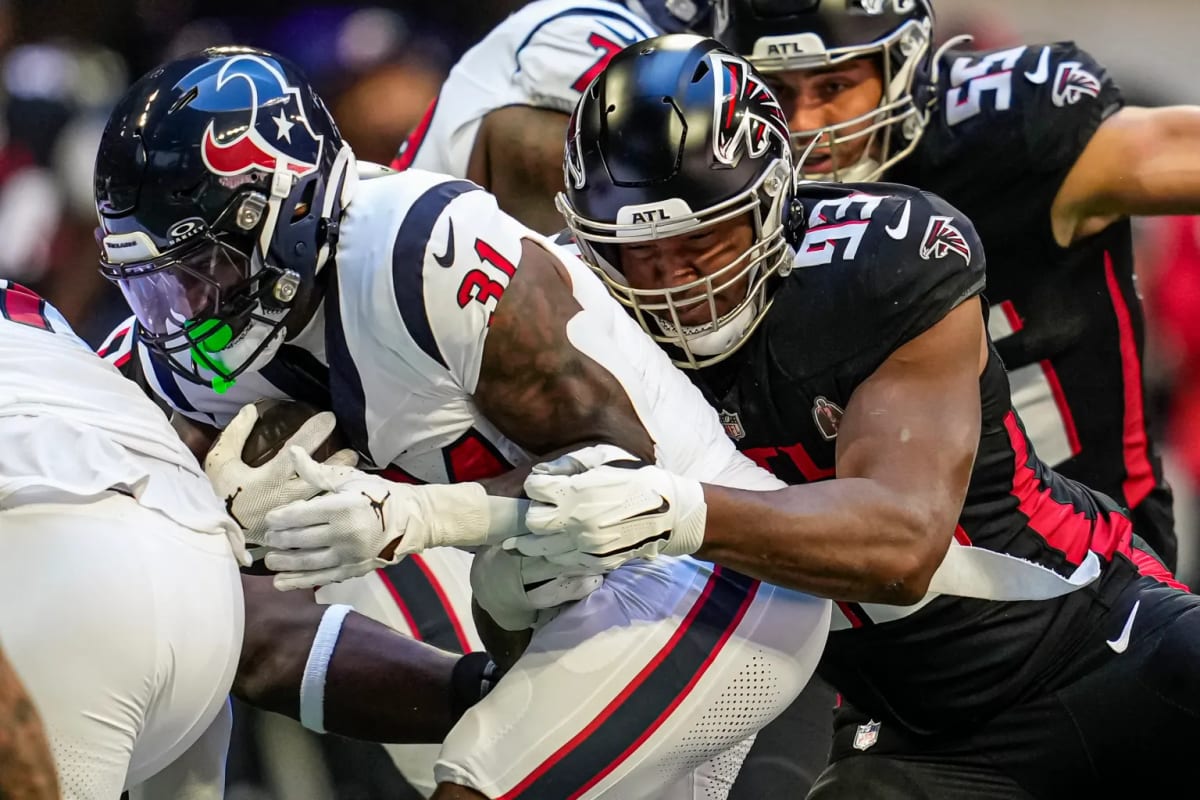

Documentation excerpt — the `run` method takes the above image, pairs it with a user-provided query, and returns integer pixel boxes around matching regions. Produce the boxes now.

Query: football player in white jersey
[93,47,829,800]
[391,0,711,232]
[0,280,245,798]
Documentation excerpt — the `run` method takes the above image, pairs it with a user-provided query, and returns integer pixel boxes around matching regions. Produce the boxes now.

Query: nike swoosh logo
[433,219,455,268]
[1024,46,1050,84]
[1106,599,1140,654]
[884,201,911,240]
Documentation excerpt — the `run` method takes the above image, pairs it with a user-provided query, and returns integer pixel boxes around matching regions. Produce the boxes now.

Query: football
[240,398,349,467]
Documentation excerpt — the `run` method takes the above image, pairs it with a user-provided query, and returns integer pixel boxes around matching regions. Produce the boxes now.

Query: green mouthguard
[185,318,237,394]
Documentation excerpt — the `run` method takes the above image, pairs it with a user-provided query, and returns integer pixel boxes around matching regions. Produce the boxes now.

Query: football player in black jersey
[711,0,1190,571]
[520,35,1200,798]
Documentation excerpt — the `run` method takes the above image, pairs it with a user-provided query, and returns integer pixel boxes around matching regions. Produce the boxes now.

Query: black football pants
[808,573,1200,799]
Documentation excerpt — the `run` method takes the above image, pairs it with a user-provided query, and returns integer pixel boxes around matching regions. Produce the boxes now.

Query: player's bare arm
[1052,105,1200,246]
[523,299,986,606]
[234,573,465,743]
[697,299,985,604]
[0,644,59,799]
[468,107,572,235]
[474,237,655,462]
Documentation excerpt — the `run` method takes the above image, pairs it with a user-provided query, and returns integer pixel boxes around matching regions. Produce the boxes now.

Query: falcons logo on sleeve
[919,216,971,263]
[1051,62,1102,107]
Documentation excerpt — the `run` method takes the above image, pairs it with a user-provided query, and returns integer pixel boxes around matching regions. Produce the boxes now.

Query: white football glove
[470,545,604,632]
[203,403,358,545]
[510,444,707,571]
[264,447,527,591]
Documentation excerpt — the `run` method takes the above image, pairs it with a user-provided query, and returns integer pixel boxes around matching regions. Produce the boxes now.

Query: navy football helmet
[625,0,714,34]
[558,34,800,368]
[713,0,935,181]
[95,47,356,392]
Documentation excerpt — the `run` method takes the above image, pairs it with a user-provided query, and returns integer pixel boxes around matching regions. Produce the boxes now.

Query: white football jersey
[118,168,776,493]
[0,281,236,539]
[393,0,657,178]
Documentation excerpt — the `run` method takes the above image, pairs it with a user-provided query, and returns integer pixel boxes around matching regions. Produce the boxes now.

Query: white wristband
[420,483,529,549]
[299,603,353,733]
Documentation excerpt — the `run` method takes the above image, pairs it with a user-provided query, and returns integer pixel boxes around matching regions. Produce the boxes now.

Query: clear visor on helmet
[106,236,253,337]
[752,19,931,183]
[557,158,793,369]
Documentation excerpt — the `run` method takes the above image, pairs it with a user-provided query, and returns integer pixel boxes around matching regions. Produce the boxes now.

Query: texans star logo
[1051,62,1101,108]
[920,215,971,263]
[710,52,790,168]
[194,55,324,178]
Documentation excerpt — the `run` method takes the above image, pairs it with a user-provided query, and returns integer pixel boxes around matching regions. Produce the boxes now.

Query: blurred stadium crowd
[1,0,1197,796]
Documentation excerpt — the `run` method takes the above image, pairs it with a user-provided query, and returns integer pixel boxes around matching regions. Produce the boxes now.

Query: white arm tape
[421,482,530,548]
[299,603,353,733]
[928,542,1101,601]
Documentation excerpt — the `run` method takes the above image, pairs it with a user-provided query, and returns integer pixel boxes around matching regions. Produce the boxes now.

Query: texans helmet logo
[196,55,324,178]
[1051,62,1102,107]
[919,215,971,263]
[710,52,790,168]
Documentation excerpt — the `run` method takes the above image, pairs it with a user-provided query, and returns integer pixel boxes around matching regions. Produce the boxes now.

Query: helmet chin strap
[833,155,885,184]
[315,143,358,272]
[684,300,759,356]
[657,297,760,358]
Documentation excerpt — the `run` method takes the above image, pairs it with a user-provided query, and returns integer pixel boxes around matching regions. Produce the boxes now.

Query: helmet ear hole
[291,181,318,223]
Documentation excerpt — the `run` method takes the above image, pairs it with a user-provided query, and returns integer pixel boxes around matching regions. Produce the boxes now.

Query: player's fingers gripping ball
[203,400,358,544]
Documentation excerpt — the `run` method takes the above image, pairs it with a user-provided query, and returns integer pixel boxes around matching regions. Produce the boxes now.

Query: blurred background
[2,0,1195,795]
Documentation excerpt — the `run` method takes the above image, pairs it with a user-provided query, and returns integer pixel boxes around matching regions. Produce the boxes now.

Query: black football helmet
[625,0,715,34]
[558,34,799,368]
[94,47,357,393]
[713,0,935,181]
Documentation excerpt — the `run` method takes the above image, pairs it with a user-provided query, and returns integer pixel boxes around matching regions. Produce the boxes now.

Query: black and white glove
[507,444,707,571]
[203,404,358,545]
[470,545,604,631]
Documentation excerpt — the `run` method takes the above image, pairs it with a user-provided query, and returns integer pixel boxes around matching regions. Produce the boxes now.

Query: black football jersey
[886,42,1174,561]
[692,182,1147,736]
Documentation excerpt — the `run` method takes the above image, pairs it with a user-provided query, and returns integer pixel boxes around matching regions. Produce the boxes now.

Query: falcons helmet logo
[196,54,324,178]
[920,215,971,263]
[1051,62,1102,107]
[710,52,790,168]
[564,106,587,190]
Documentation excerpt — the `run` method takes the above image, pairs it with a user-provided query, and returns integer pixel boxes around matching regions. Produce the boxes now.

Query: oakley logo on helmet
[167,217,206,243]
[856,0,919,13]
[919,215,971,264]
[710,52,789,168]
[198,55,324,179]
[1051,62,1101,107]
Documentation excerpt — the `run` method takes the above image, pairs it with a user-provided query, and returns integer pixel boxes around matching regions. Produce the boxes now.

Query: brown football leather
[240,399,348,467]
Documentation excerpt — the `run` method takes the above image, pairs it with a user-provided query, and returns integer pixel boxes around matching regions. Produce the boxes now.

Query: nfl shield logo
[719,410,745,441]
[853,720,881,751]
